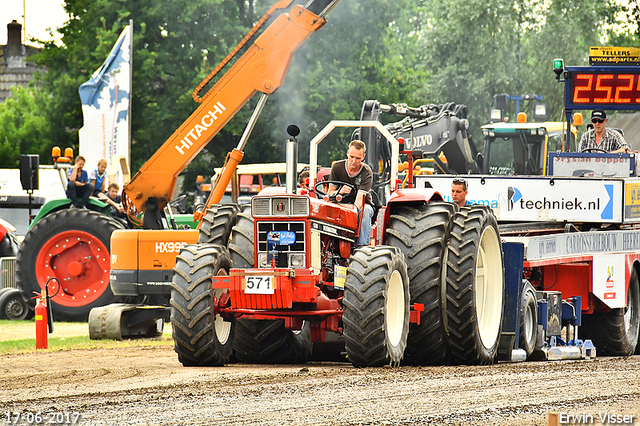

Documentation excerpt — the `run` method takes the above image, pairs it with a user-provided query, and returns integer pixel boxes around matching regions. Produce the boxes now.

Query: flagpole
[127,19,133,177]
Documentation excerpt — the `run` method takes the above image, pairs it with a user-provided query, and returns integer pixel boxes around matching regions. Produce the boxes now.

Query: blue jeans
[357,203,374,246]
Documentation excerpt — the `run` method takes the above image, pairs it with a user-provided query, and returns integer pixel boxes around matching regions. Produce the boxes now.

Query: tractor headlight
[289,253,305,268]
[258,253,269,268]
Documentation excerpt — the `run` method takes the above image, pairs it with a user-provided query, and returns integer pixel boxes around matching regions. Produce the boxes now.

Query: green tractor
[13,151,194,321]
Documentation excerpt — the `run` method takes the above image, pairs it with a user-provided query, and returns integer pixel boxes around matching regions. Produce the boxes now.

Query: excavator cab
[481,121,578,176]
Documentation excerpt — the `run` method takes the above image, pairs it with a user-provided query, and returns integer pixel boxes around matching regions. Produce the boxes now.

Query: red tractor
[170,120,505,367]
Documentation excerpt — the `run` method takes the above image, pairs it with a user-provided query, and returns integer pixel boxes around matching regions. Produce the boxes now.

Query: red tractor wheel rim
[35,230,110,307]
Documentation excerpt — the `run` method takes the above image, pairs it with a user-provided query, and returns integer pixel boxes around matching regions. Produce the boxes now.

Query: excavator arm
[358,100,480,204]
[93,0,344,340]
[123,0,342,226]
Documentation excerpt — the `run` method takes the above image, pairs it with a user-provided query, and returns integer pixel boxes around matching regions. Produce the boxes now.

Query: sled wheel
[519,282,538,358]
[582,267,640,356]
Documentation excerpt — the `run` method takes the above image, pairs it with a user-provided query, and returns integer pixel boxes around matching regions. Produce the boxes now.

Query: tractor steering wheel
[580,148,608,154]
[314,180,357,204]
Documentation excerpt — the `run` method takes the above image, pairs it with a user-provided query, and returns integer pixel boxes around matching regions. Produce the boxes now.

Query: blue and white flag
[78,25,132,187]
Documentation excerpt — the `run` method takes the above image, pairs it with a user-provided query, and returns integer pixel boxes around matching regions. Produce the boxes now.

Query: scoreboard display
[565,66,640,110]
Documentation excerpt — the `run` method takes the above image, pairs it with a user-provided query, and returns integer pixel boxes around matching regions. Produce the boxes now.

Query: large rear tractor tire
[234,320,312,364]
[445,206,504,365]
[343,246,410,367]
[581,267,640,356]
[228,210,314,362]
[16,209,123,322]
[197,203,241,245]
[385,201,456,365]
[519,281,538,358]
[171,244,235,366]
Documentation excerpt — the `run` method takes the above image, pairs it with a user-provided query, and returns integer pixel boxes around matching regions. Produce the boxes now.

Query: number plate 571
[244,276,275,294]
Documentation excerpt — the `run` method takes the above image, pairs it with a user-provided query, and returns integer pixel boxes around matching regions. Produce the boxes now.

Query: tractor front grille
[256,221,306,269]
[252,197,309,217]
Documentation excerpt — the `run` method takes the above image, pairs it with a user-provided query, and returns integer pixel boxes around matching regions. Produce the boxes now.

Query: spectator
[451,178,472,208]
[67,156,94,208]
[298,170,310,190]
[91,159,108,197]
[98,182,126,217]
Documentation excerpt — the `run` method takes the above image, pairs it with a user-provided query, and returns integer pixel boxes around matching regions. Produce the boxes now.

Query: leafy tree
[608,0,639,46]
[413,0,623,146]
[1,0,635,191]
[0,86,53,167]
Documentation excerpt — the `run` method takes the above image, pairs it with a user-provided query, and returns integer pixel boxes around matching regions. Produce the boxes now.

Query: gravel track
[2,346,640,425]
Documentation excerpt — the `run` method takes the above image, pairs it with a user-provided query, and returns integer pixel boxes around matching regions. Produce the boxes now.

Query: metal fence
[0,256,18,290]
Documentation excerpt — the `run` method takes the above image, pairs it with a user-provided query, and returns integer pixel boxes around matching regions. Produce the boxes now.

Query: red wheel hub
[35,230,110,307]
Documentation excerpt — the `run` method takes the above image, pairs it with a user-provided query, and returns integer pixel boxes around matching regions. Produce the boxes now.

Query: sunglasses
[592,118,604,124]
[453,178,467,185]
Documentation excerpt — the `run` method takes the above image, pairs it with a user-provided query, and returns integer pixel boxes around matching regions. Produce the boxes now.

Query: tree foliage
[0,86,53,168]
[0,0,635,188]
[413,0,624,143]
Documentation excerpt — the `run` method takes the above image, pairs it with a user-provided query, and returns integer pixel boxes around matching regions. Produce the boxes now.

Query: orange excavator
[89,0,343,339]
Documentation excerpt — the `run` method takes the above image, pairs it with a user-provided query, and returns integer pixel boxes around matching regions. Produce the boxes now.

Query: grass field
[0,320,173,355]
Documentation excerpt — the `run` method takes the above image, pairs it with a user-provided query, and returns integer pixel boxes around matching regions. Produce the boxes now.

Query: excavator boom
[96,0,343,338]
[123,0,340,216]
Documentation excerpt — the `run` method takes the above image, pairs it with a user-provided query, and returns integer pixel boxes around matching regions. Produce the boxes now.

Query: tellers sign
[565,66,640,110]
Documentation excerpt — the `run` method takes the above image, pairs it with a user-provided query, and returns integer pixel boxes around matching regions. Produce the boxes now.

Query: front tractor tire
[16,209,123,322]
[581,267,640,356]
[234,320,313,364]
[171,244,235,366]
[445,206,504,365]
[197,203,241,245]
[385,202,456,365]
[343,246,410,367]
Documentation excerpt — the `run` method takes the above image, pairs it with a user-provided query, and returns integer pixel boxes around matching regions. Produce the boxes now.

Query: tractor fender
[381,188,444,236]
[28,197,111,230]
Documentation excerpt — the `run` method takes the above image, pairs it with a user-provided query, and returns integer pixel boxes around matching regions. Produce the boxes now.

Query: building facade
[0,20,41,103]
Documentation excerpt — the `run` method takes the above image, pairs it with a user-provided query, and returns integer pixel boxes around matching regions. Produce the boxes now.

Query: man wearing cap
[579,110,629,154]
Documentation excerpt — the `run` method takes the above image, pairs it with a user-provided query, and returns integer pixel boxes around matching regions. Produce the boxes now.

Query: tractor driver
[578,109,629,154]
[324,140,374,247]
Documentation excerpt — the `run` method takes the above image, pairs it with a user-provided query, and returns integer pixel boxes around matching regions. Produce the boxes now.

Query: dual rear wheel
[385,203,505,366]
